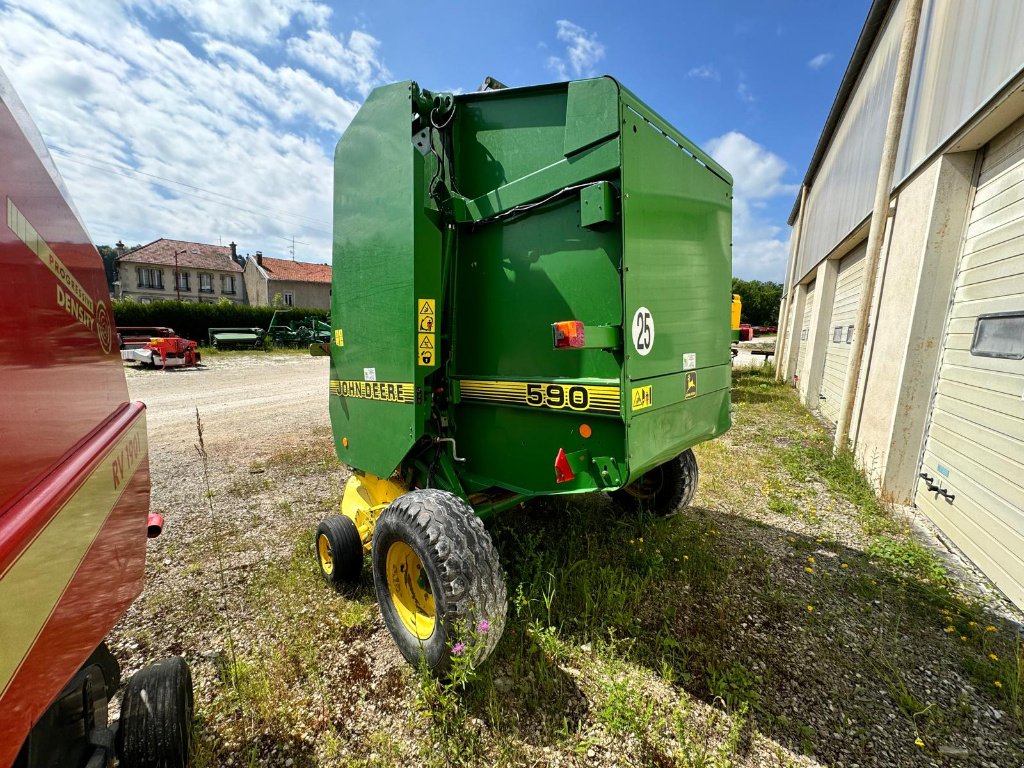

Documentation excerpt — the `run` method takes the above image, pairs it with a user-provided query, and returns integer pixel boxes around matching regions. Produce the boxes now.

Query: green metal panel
[329,81,441,476]
[328,76,732,503]
[619,90,733,476]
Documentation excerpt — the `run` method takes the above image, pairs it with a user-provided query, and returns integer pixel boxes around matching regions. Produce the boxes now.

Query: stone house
[115,239,246,304]
[242,252,331,310]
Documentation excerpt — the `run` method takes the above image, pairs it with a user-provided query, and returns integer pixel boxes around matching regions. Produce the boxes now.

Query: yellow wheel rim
[623,466,663,500]
[385,541,435,640]
[317,533,334,576]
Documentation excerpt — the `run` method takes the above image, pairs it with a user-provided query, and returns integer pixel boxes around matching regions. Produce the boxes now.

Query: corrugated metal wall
[795,0,905,281]
[897,0,1024,182]
[796,0,1024,282]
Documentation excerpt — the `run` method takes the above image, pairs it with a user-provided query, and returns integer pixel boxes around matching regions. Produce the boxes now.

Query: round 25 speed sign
[631,306,654,356]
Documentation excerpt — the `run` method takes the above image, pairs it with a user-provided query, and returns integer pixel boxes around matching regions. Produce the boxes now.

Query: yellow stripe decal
[458,380,620,414]
[331,379,415,403]
[0,415,148,700]
[8,198,94,314]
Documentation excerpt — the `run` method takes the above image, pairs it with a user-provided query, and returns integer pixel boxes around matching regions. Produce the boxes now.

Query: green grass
[177,365,1023,766]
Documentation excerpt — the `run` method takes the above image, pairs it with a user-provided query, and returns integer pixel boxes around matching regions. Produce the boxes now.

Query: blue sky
[0,1,869,281]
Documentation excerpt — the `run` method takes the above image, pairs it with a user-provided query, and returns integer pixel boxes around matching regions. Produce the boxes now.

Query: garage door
[916,116,1024,609]
[795,280,816,382]
[819,244,867,424]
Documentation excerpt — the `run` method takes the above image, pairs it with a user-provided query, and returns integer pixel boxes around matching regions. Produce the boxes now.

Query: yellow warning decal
[685,371,697,399]
[631,385,652,411]
[331,379,414,403]
[417,332,435,366]
[334,329,344,347]
[417,298,436,365]
[459,380,620,414]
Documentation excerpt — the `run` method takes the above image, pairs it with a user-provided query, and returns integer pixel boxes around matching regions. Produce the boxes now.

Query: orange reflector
[555,448,574,484]
[342,437,349,448]
[579,424,592,439]
[552,320,585,349]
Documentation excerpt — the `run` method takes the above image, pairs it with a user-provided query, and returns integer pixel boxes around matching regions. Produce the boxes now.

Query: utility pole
[173,249,186,301]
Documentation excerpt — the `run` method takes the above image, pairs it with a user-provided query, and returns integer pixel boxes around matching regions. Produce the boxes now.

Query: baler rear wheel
[315,515,363,585]
[611,448,698,516]
[117,656,193,768]
[371,489,507,674]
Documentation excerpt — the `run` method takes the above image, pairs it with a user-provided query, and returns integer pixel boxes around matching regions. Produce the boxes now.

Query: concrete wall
[854,151,976,502]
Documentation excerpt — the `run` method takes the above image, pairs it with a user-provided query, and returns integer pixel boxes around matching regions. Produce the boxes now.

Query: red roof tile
[258,255,332,284]
[120,239,242,272]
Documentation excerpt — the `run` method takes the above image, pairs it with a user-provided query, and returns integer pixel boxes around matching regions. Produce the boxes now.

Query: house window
[971,312,1024,360]
[175,271,190,291]
[136,267,163,289]
[283,291,294,306]
[846,325,854,343]
[221,275,236,295]
[832,326,843,343]
[199,273,213,293]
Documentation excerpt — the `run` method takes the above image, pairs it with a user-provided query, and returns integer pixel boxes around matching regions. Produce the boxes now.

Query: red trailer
[0,69,192,766]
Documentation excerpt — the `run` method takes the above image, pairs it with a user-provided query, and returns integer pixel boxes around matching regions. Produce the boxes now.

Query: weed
[866,536,950,586]
[705,661,762,712]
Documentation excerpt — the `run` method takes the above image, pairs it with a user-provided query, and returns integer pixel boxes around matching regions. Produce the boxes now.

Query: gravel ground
[106,355,1023,767]
[733,335,777,368]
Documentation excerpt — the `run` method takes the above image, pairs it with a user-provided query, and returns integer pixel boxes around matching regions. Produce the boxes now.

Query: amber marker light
[579,424,592,438]
[342,437,349,448]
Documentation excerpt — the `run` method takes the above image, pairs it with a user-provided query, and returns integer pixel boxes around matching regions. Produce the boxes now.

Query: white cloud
[808,52,833,70]
[737,80,755,104]
[136,0,332,44]
[706,132,798,281]
[547,20,605,81]
[0,0,377,262]
[687,65,720,81]
[287,29,389,96]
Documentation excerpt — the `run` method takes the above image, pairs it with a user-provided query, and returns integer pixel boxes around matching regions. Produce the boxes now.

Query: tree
[731,278,783,326]
[96,245,118,293]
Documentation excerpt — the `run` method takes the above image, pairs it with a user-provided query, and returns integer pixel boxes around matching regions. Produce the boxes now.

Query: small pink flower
[452,642,466,656]
[478,620,490,634]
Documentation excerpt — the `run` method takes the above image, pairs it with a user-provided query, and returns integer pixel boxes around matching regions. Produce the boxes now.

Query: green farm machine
[313,76,733,671]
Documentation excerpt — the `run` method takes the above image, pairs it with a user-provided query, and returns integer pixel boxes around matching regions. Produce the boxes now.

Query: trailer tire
[372,489,506,674]
[316,515,363,585]
[117,656,193,768]
[611,448,698,516]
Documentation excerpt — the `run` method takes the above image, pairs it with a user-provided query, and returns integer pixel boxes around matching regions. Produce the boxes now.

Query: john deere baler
[314,77,733,672]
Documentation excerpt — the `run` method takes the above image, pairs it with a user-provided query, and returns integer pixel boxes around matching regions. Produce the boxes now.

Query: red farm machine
[0,68,193,766]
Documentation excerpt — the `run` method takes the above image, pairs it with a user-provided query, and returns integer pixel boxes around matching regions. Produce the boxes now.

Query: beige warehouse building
[777,0,1024,608]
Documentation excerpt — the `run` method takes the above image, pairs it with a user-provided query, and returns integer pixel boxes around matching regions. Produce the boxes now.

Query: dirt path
[125,352,329,453]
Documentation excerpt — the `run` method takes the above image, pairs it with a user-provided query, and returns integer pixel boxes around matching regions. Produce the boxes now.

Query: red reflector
[554,448,575,484]
[552,320,585,349]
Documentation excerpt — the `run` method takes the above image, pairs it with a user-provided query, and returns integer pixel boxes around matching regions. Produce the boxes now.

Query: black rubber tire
[315,515,363,585]
[611,448,699,516]
[117,656,193,768]
[371,489,507,674]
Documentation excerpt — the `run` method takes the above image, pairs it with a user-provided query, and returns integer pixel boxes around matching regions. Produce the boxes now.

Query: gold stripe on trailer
[458,380,620,414]
[330,379,415,403]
